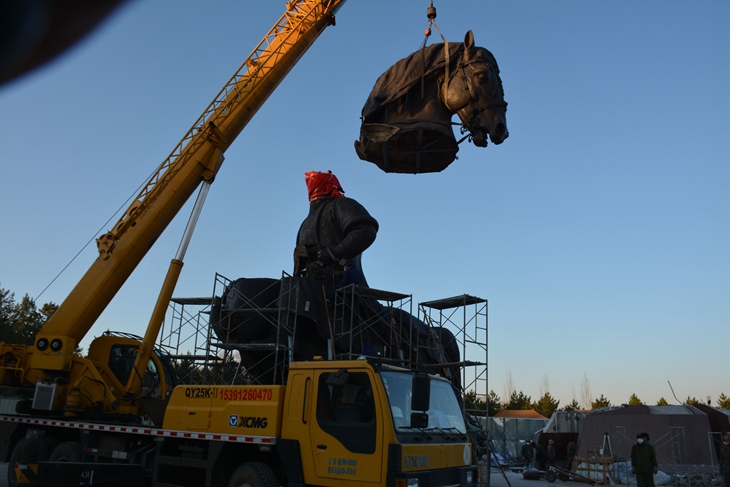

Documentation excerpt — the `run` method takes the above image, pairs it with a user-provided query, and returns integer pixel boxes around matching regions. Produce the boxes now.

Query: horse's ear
[463,31,476,61]
[464,30,474,50]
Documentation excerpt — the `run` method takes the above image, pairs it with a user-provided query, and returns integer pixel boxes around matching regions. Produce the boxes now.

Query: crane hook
[427,1,437,21]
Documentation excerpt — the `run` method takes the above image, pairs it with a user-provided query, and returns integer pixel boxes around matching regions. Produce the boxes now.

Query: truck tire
[7,437,51,487]
[49,441,83,462]
[227,462,278,487]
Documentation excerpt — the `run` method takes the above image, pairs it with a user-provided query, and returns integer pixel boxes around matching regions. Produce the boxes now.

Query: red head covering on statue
[305,170,345,203]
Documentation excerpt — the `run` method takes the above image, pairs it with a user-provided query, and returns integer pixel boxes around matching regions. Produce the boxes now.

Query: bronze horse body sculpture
[211,275,461,388]
[355,31,508,173]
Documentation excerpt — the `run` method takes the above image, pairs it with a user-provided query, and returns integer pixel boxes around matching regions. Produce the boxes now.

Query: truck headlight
[466,471,474,484]
[407,479,419,487]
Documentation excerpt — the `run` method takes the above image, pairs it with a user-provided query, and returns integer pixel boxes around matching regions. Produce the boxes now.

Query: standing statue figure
[294,170,378,288]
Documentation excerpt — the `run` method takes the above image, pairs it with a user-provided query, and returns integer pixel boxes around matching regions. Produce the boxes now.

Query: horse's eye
[476,71,489,83]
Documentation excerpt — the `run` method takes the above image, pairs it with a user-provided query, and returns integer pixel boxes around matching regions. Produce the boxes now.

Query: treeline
[0,288,58,345]
[465,390,730,418]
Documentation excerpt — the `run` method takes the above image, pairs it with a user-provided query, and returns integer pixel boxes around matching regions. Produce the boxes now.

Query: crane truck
[0,1,488,486]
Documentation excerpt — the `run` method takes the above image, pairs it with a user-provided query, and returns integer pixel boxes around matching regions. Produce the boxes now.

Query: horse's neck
[383,80,454,125]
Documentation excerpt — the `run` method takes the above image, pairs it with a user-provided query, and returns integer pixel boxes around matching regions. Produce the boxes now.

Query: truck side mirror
[411,374,430,411]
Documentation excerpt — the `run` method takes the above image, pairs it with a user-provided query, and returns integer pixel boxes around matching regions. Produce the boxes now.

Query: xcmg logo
[229,415,268,429]
[404,455,430,468]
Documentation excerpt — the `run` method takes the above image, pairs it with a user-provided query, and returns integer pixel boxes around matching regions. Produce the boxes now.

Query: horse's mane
[361,42,465,121]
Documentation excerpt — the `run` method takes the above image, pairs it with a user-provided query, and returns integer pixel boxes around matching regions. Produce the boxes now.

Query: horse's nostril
[494,123,506,137]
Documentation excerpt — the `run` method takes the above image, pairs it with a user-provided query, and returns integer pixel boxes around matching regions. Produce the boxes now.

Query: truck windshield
[380,371,467,438]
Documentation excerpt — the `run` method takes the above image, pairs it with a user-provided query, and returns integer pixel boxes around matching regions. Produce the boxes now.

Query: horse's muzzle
[490,122,508,145]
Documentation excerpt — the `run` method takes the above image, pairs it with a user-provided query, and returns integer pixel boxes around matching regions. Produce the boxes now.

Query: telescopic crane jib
[1,0,345,419]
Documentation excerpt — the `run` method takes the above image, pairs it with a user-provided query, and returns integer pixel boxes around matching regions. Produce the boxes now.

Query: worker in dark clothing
[521,439,534,469]
[566,439,577,471]
[328,259,362,303]
[721,432,730,487]
[631,432,658,487]
[532,441,548,471]
[547,439,556,468]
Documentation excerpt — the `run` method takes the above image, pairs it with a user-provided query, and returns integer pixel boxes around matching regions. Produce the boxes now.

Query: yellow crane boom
[30,0,345,374]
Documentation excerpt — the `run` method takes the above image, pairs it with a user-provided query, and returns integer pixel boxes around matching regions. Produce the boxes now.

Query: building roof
[594,405,704,416]
[494,409,548,419]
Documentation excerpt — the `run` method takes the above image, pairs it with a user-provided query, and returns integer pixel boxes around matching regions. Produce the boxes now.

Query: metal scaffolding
[159,276,488,407]
[159,272,300,386]
[419,295,489,460]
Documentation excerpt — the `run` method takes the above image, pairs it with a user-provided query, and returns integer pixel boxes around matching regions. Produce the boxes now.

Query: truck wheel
[7,437,51,487]
[227,462,278,487]
[49,441,83,462]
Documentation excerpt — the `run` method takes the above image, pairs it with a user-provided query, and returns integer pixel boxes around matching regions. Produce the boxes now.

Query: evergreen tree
[505,390,533,410]
[465,390,487,415]
[717,393,730,410]
[487,390,502,417]
[656,397,669,406]
[562,399,580,411]
[591,394,611,409]
[534,392,560,418]
[0,288,58,345]
[628,393,644,406]
[683,396,701,405]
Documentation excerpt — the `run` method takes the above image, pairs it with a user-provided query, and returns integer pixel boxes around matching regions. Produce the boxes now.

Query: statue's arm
[332,222,377,259]
[329,199,379,259]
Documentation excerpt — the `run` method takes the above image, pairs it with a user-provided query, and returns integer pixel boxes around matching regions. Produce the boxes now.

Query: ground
[0,462,613,487]
[489,467,592,487]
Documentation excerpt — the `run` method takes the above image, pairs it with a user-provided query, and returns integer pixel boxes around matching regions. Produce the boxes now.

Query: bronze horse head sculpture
[355,31,508,173]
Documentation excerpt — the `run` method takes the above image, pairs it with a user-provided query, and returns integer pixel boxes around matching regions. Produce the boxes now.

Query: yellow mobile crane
[0,0,345,418]
[0,1,483,486]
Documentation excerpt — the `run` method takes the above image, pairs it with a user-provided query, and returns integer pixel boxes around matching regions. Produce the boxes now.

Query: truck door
[163,385,213,431]
[308,370,382,484]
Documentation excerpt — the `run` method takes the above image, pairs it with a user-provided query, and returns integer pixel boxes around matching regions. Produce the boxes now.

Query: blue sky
[1,1,728,409]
